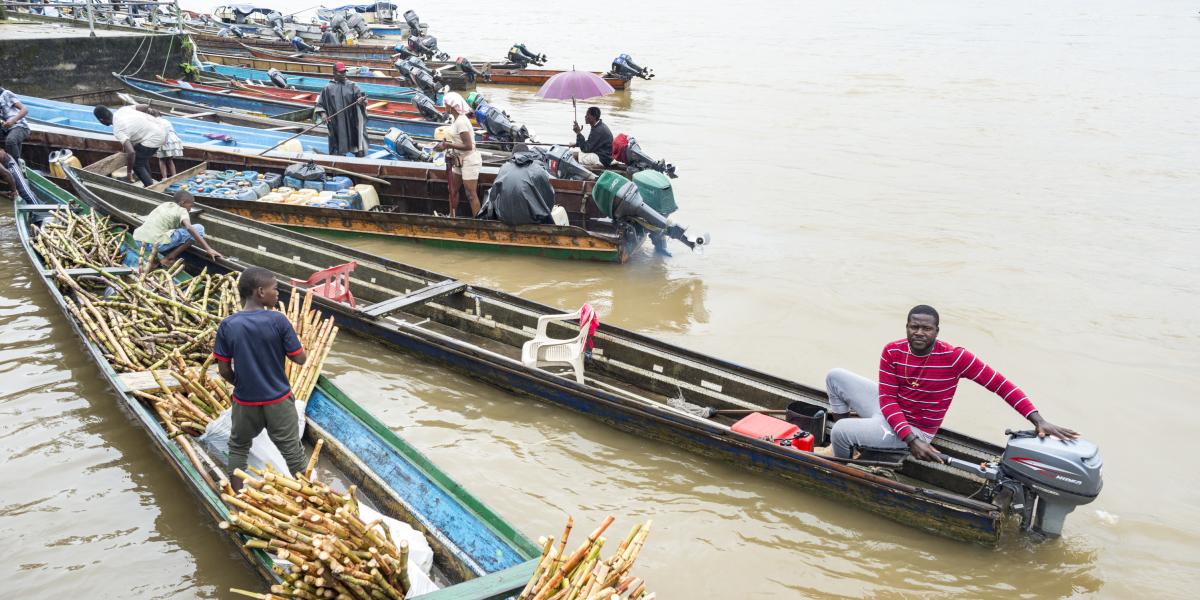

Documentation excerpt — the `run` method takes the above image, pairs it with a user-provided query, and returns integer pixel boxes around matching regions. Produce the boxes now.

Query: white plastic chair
[521,305,597,384]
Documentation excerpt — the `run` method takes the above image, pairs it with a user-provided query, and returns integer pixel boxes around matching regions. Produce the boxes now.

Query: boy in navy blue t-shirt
[213,267,309,480]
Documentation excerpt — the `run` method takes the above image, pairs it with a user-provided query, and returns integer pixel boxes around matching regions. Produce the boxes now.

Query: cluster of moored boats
[2,2,1106,597]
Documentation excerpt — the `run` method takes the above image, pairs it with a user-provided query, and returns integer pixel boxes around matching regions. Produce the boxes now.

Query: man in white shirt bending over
[92,104,167,186]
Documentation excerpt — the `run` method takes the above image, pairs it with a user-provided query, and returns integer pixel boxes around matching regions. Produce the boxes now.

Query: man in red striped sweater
[828,305,1078,461]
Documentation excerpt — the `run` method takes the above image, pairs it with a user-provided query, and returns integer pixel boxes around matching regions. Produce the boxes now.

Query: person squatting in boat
[825,305,1079,461]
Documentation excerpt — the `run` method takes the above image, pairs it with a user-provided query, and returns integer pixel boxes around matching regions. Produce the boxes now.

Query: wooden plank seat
[359,279,467,318]
[118,366,220,393]
[42,266,134,277]
[16,204,64,211]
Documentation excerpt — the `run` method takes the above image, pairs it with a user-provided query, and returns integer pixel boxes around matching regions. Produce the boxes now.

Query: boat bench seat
[17,204,66,212]
[119,367,219,393]
[358,279,467,318]
[41,266,134,278]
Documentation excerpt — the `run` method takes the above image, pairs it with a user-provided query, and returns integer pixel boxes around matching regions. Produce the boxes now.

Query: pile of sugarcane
[518,516,655,600]
[281,291,340,403]
[30,207,127,270]
[224,443,416,600]
[131,351,233,437]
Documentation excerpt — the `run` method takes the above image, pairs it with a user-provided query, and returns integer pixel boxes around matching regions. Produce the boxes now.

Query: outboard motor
[407,35,449,61]
[393,44,418,61]
[346,10,372,39]
[608,54,654,80]
[941,431,1102,538]
[540,145,596,181]
[591,171,710,253]
[474,100,530,146]
[267,68,289,89]
[403,9,421,36]
[384,129,432,162]
[328,13,350,43]
[272,23,289,41]
[410,92,444,123]
[455,57,485,84]
[507,43,547,68]
[620,136,677,178]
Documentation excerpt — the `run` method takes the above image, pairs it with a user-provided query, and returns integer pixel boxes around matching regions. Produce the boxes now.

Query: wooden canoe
[198,50,476,91]
[64,165,1020,545]
[240,44,629,90]
[15,167,540,597]
[21,129,647,262]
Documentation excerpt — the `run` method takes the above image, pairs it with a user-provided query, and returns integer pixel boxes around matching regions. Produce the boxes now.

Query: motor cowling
[384,128,432,162]
[507,43,547,68]
[998,433,1103,537]
[456,57,483,84]
[408,35,449,61]
[475,101,529,144]
[403,9,421,35]
[267,68,288,89]
[393,45,417,60]
[622,136,677,178]
[411,93,444,122]
[543,145,595,181]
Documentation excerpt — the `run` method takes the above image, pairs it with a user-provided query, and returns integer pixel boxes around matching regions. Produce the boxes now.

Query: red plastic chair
[290,261,357,307]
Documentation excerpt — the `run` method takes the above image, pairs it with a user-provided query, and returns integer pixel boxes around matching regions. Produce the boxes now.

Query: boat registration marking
[258,245,266,251]
[652,364,664,373]
[700,380,723,393]
[293,255,301,262]
[370,277,377,284]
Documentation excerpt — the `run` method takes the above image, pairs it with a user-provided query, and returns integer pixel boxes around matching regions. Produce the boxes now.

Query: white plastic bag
[198,400,307,475]
[359,503,439,594]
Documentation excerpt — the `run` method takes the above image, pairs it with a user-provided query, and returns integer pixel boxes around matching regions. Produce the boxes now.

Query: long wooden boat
[21,127,645,262]
[200,63,430,103]
[199,50,475,91]
[241,44,628,90]
[64,165,1021,545]
[192,34,522,67]
[116,74,453,138]
[15,167,540,598]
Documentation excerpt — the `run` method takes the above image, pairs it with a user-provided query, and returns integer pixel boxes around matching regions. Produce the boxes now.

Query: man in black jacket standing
[570,106,613,168]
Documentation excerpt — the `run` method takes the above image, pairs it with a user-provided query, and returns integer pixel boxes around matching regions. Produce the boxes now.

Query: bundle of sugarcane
[222,443,416,600]
[280,291,339,403]
[518,516,655,600]
[29,207,127,270]
[130,351,233,437]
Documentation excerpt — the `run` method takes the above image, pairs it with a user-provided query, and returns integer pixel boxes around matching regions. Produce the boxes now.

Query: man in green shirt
[125,190,222,269]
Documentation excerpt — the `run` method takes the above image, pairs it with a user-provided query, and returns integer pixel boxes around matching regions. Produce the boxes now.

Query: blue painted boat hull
[201,63,438,104]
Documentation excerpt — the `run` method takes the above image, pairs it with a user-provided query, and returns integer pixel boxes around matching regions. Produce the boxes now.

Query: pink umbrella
[534,67,616,122]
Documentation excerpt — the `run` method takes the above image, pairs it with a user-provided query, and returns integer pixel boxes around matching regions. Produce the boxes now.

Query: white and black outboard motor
[507,43,547,68]
[218,25,246,38]
[608,54,654,80]
[410,92,445,123]
[403,9,422,36]
[346,10,373,39]
[408,35,449,62]
[622,136,677,179]
[942,431,1103,537]
[384,128,433,162]
[541,145,596,181]
[266,68,289,89]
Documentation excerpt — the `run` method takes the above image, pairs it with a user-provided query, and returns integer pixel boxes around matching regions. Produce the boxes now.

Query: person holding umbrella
[570,106,613,168]
[435,92,482,217]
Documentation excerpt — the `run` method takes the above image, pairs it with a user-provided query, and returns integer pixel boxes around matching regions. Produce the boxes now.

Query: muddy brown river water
[3,1,1199,597]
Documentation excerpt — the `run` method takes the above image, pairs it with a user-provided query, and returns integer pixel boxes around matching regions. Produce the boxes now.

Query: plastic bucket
[785,402,827,447]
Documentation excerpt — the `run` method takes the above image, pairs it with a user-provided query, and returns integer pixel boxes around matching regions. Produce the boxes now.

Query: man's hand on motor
[906,435,943,463]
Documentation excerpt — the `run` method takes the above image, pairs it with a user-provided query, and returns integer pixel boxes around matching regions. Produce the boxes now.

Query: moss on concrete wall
[0,33,186,98]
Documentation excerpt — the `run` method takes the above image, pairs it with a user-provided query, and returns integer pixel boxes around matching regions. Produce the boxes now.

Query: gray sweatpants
[228,398,308,476]
[826,368,933,459]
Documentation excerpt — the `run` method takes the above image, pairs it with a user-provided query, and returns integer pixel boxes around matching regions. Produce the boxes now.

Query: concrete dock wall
[0,26,187,98]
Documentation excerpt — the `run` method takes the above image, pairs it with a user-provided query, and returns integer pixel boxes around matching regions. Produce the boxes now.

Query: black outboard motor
[407,35,449,62]
[384,129,432,162]
[267,68,289,89]
[540,145,596,181]
[474,100,530,147]
[411,92,444,123]
[455,57,485,84]
[940,431,1103,538]
[608,54,654,80]
[403,9,421,35]
[392,45,418,61]
[393,59,441,99]
[507,43,547,68]
[623,136,677,178]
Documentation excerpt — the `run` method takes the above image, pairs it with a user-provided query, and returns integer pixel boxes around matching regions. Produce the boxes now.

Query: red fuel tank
[731,413,815,452]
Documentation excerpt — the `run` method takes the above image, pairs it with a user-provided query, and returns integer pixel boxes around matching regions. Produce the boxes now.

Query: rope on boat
[118,35,150,76]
